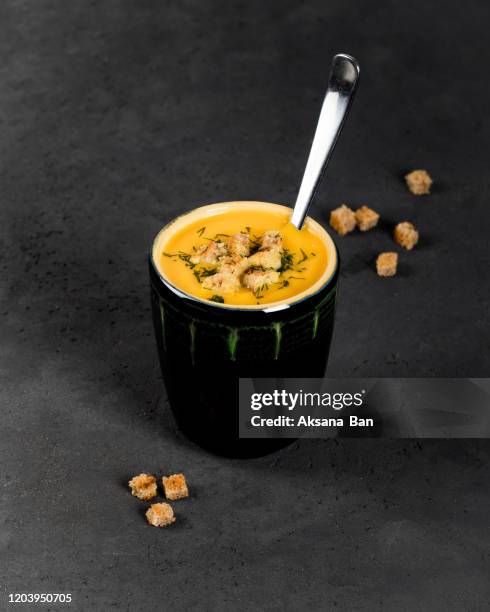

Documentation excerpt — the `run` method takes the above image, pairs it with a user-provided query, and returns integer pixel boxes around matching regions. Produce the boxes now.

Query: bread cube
[261,230,283,250]
[394,222,419,250]
[190,241,227,265]
[355,206,380,231]
[228,233,250,258]
[128,473,157,501]
[202,269,241,293]
[247,248,282,270]
[329,205,356,236]
[405,169,432,195]
[376,252,398,277]
[145,503,176,527]
[242,269,280,293]
[162,473,189,501]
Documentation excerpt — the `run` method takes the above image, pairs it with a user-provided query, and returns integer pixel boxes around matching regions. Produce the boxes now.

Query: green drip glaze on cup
[272,322,283,360]
[312,309,320,339]
[228,328,239,361]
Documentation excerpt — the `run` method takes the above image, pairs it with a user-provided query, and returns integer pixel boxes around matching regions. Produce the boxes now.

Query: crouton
[220,256,250,276]
[376,252,398,277]
[355,206,380,231]
[145,503,175,528]
[162,473,189,501]
[405,169,432,195]
[394,222,419,250]
[228,233,250,258]
[261,230,283,250]
[242,269,280,293]
[247,248,282,270]
[202,269,241,293]
[202,253,252,294]
[329,205,356,236]
[190,241,227,265]
[128,473,157,501]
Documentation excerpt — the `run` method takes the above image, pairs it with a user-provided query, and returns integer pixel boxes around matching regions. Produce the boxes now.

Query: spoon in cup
[290,53,360,230]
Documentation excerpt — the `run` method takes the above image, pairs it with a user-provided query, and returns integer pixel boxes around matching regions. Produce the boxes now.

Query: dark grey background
[1,1,489,610]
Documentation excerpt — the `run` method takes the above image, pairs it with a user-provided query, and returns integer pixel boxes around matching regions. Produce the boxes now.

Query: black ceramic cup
[149,202,339,457]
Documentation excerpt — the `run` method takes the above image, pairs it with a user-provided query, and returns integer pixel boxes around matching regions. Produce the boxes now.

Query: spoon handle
[290,54,360,230]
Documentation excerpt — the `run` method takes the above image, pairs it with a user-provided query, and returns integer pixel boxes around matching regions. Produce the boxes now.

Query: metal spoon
[290,53,360,230]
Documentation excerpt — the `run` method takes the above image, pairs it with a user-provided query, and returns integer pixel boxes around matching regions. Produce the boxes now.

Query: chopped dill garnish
[210,294,224,303]
[162,252,176,258]
[297,248,309,265]
[287,276,305,281]
[279,279,290,288]
[177,252,195,268]
[196,226,206,237]
[200,233,230,242]
[193,267,217,282]
[278,249,294,273]
[253,283,269,298]
[249,235,262,254]
[200,267,217,277]
[311,252,316,256]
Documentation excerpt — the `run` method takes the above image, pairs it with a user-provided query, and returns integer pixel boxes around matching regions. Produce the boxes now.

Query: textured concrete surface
[1,1,489,610]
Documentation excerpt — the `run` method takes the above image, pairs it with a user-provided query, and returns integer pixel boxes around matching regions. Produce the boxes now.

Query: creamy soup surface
[157,203,334,307]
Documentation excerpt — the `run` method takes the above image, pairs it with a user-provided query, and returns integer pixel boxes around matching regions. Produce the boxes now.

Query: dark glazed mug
[149,202,339,457]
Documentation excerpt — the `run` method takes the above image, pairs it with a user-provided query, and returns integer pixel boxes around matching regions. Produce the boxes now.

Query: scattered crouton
[355,206,380,231]
[145,503,176,527]
[242,269,280,293]
[162,473,189,501]
[405,169,432,195]
[394,222,419,250]
[128,473,157,501]
[330,204,356,236]
[376,252,398,277]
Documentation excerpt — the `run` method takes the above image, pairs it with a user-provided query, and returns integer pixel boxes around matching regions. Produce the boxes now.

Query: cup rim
[150,201,339,314]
